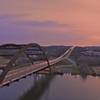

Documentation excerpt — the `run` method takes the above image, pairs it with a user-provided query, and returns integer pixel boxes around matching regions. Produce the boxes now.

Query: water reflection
[0,75,36,100]
[41,75,100,100]
[19,75,54,100]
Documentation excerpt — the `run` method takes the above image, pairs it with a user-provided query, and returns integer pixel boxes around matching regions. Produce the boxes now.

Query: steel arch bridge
[0,43,75,87]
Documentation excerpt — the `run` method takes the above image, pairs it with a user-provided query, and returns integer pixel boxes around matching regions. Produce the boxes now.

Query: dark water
[0,74,100,100]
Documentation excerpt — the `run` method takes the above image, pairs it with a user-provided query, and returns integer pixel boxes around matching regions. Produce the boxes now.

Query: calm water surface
[0,74,100,100]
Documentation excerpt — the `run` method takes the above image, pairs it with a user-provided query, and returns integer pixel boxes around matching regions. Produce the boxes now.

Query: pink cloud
[0,0,100,45]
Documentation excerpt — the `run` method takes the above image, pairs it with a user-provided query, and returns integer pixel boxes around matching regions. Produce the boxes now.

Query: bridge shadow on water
[19,74,54,100]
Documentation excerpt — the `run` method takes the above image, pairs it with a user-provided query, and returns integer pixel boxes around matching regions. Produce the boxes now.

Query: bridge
[0,43,75,87]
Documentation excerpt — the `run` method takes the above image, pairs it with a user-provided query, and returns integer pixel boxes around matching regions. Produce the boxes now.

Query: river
[0,73,100,100]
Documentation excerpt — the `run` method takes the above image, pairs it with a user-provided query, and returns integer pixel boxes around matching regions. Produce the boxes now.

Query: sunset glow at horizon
[0,0,100,46]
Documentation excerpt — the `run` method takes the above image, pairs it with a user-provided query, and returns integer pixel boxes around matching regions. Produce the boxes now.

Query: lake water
[0,74,100,100]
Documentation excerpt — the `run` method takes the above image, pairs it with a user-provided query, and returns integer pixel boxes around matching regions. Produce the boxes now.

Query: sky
[0,0,100,46]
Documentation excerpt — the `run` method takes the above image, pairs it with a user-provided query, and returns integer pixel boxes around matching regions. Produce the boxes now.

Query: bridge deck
[0,58,62,87]
[0,46,75,87]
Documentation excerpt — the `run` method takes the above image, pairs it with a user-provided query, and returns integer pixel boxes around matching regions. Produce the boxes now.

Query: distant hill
[0,43,69,58]
[1,43,100,66]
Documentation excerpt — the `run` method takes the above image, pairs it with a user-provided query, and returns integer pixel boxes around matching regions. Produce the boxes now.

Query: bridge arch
[0,43,50,83]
